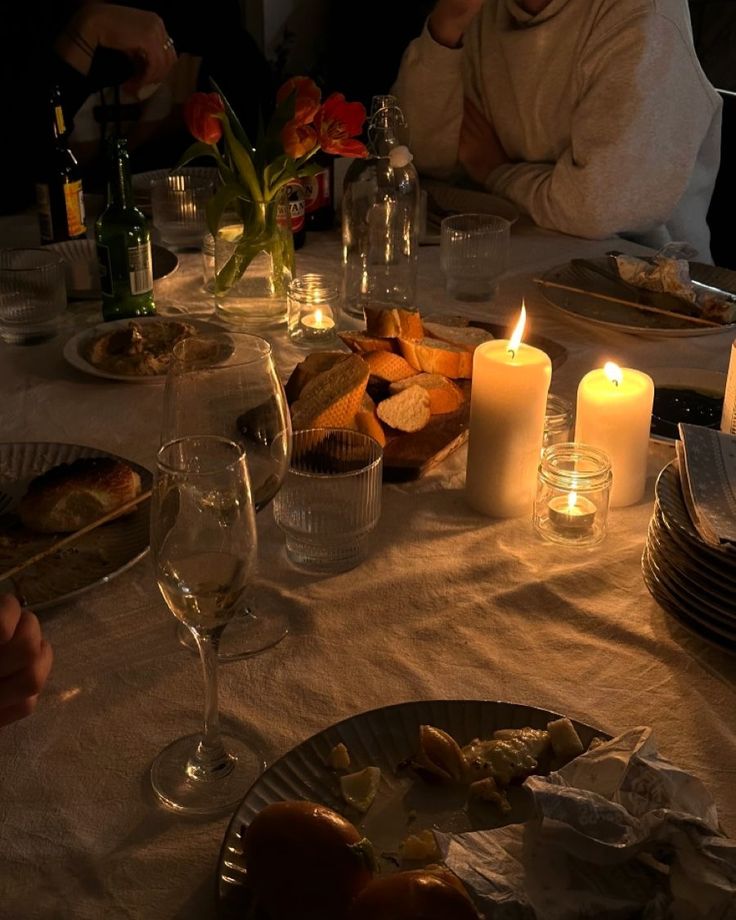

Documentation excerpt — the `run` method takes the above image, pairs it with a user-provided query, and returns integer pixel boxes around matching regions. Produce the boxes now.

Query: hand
[458,96,509,184]
[57,4,177,95]
[429,0,484,47]
[0,594,53,729]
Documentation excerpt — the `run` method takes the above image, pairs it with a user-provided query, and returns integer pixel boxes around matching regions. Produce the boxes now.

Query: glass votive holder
[543,393,574,450]
[287,273,340,346]
[533,443,612,547]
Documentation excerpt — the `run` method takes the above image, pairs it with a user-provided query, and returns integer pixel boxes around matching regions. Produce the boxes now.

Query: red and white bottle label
[302,167,330,215]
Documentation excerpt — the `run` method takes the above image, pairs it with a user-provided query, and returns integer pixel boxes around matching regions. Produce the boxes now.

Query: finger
[0,694,39,729]
[0,639,53,708]
[0,609,43,678]
[0,594,22,643]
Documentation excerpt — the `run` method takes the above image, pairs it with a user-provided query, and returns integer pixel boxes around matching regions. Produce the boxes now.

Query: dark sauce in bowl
[651,386,723,440]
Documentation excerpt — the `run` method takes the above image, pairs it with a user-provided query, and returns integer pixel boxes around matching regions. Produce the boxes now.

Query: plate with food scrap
[649,367,726,442]
[0,442,151,610]
[63,316,222,383]
[537,257,736,337]
[217,698,608,917]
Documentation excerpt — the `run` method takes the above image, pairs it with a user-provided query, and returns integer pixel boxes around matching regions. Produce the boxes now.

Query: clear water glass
[440,213,510,301]
[151,175,214,250]
[0,248,66,344]
[273,428,383,573]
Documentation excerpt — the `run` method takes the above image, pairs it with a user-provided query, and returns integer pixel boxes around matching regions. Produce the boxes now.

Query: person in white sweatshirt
[393,0,722,260]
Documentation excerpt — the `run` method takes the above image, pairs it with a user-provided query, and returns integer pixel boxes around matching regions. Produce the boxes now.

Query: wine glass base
[151,733,265,815]
[177,606,289,662]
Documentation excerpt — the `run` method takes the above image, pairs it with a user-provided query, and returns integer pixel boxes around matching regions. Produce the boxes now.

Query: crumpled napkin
[436,727,736,919]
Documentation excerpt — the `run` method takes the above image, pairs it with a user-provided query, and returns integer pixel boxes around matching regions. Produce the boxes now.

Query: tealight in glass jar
[543,393,574,450]
[287,273,340,346]
[533,443,612,546]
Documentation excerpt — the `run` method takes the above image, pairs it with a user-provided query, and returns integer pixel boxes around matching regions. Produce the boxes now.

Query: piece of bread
[290,354,369,430]
[284,351,351,403]
[354,392,387,447]
[547,717,584,761]
[364,307,423,340]
[364,350,418,384]
[421,313,469,327]
[398,338,473,379]
[389,373,464,415]
[376,385,431,433]
[338,331,396,355]
[423,322,495,352]
[18,457,142,533]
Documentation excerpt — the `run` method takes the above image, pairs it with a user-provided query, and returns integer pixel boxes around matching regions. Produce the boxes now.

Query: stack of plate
[643,460,736,653]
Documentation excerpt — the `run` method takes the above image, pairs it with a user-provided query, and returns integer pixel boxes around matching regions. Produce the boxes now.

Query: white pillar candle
[575,362,654,507]
[466,306,552,517]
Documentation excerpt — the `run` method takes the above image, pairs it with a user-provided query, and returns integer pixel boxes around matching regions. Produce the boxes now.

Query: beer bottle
[95,137,156,320]
[301,152,334,231]
[36,85,86,245]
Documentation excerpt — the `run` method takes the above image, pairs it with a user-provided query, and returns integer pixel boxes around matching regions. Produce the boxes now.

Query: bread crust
[290,354,370,431]
[18,458,142,533]
[398,338,473,379]
[364,307,423,340]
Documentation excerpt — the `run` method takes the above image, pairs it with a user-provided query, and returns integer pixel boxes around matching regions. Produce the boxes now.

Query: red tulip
[277,76,321,126]
[183,93,225,145]
[282,120,318,159]
[314,94,368,158]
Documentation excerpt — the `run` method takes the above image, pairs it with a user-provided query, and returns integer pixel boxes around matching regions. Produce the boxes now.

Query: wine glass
[150,435,262,814]
[162,332,292,660]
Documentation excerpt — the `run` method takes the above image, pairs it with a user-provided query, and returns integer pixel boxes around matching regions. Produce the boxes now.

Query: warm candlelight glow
[507,302,527,358]
[604,361,623,387]
[567,490,577,511]
[314,308,323,324]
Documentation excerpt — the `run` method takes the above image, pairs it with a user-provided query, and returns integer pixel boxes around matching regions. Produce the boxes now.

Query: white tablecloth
[1,216,734,920]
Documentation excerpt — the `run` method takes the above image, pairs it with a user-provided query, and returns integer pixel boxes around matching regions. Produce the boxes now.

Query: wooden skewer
[0,489,152,584]
[534,277,720,328]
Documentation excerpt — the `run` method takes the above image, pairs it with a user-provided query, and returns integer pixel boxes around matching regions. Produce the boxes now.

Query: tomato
[242,800,375,920]
[347,868,479,920]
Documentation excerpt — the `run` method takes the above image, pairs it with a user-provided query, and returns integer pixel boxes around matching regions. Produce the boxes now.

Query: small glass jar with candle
[287,273,340,346]
[533,443,612,546]
[543,393,574,450]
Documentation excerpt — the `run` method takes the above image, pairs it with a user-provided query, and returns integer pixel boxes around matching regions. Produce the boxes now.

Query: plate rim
[649,367,726,444]
[216,697,609,908]
[0,440,152,611]
[62,315,221,383]
[538,258,736,338]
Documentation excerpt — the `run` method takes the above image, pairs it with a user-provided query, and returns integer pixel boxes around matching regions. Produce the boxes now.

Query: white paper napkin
[676,423,736,547]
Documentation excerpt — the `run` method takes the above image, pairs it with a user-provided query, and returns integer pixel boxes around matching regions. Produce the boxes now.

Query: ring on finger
[163,36,175,51]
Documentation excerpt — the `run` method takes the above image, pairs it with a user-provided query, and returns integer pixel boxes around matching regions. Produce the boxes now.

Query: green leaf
[264,155,297,198]
[205,181,248,237]
[221,118,263,204]
[295,161,322,178]
[175,140,218,170]
[209,78,254,153]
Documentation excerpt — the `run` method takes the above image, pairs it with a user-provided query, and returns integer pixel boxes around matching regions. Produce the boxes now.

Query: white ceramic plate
[47,239,179,300]
[217,698,607,915]
[649,367,725,443]
[63,316,220,384]
[538,259,736,337]
[0,442,151,610]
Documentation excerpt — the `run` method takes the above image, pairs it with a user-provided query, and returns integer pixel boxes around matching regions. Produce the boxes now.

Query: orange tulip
[282,121,318,159]
[314,94,368,158]
[276,76,321,126]
[183,93,225,145]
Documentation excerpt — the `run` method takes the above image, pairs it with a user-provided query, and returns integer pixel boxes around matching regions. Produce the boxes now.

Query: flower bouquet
[180,77,368,326]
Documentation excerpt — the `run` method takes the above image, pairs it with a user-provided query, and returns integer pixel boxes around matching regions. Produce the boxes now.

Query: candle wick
[507,346,516,360]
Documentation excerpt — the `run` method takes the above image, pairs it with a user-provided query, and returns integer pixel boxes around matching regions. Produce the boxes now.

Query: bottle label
[302,167,330,215]
[97,243,113,296]
[63,180,86,238]
[128,242,153,295]
[36,183,54,243]
[277,184,305,233]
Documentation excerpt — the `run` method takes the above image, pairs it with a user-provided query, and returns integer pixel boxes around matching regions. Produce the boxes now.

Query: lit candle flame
[315,308,323,325]
[604,361,622,387]
[507,302,527,359]
[567,490,577,512]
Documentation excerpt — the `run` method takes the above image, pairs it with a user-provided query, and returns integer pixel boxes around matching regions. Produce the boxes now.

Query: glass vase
[214,194,294,330]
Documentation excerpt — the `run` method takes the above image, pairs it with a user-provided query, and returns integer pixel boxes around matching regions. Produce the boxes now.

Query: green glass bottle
[95,137,156,320]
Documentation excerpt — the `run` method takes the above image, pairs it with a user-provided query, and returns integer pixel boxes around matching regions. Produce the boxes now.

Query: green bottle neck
[107,140,133,208]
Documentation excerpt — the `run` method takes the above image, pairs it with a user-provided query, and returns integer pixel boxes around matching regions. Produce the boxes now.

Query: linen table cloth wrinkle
[1,220,735,919]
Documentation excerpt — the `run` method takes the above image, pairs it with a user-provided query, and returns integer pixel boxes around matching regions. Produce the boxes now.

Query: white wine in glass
[150,435,262,814]
[162,332,292,660]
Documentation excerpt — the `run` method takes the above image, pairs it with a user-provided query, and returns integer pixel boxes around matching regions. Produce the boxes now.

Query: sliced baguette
[354,393,387,447]
[423,322,495,352]
[398,337,473,379]
[365,350,418,383]
[389,372,464,415]
[285,351,351,403]
[339,330,396,355]
[364,307,423,340]
[376,385,431,433]
[290,354,369,430]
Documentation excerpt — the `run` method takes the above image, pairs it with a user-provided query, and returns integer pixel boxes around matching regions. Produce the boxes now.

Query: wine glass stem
[188,627,232,780]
